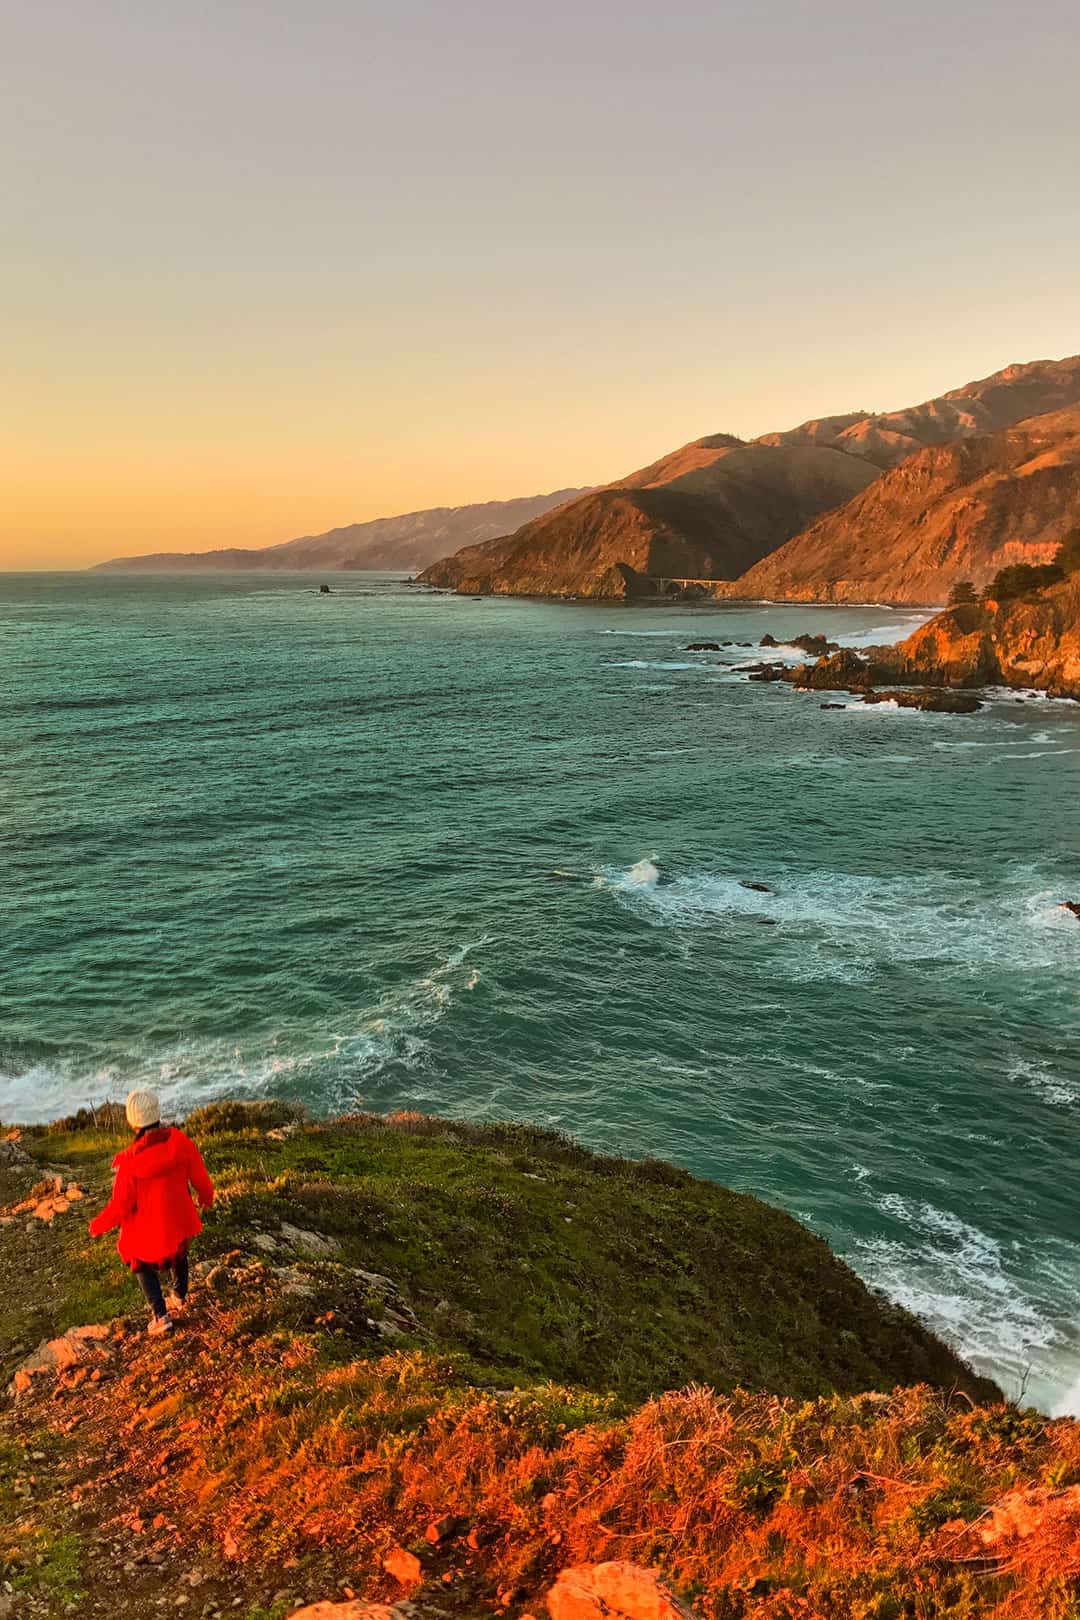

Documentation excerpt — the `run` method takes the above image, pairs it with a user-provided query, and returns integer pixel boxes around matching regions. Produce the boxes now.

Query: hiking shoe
[165,1293,187,1318]
[147,1313,174,1337]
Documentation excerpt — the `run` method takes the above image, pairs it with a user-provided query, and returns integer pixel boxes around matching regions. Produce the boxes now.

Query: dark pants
[132,1250,189,1318]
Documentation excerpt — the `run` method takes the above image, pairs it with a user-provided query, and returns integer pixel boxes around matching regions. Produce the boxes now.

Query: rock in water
[863,688,982,714]
[546,1561,701,1620]
[739,881,773,893]
[1060,901,1080,921]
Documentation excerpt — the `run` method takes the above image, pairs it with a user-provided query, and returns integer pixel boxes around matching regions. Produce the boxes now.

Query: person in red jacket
[89,1089,215,1336]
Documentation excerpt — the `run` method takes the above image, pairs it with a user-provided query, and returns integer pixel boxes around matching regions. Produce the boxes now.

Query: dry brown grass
[13,1311,1079,1619]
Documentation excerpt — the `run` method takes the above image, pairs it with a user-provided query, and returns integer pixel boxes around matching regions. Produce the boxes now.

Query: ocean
[2,570,1078,1413]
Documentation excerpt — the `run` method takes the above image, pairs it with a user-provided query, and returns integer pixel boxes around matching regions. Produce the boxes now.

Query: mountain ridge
[724,402,1080,605]
[92,487,590,573]
[420,354,1080,599]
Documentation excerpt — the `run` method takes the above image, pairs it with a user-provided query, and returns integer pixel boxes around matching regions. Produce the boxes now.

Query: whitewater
[1,571,1078,1414]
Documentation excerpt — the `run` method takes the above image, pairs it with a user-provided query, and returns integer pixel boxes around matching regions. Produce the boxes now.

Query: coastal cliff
[418,448,876,598]
[889,573,1080,696]
[4,1106,1079,1619]
[776,568,1080,706]
[419,356,1080,602]
[726,405,1080,606]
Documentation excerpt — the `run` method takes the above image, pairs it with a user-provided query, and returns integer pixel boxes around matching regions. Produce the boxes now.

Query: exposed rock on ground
[547,1563,699,1620]
[1,1173,86,1226]
[9,1321,120,1396]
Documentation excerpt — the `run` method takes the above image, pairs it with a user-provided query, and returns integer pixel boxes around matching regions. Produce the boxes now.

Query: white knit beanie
[125,1088,161,1130]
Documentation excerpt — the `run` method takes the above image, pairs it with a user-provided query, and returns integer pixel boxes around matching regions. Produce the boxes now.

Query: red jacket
[89,1126,214,1266]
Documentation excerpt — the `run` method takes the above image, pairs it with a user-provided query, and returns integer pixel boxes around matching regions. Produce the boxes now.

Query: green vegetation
[1054,526,1080,575]
[985,561,1064,599]
[948,579,979,606]
[24,1105,995,1404]
[11,1531,85,1603]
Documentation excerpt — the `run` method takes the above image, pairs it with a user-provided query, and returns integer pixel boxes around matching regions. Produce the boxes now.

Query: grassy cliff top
[23,1103,995,1405]
[4,1106,1077,1620]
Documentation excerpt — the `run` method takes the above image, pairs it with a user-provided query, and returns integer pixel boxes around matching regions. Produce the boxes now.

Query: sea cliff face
[418,446,877,598]
[888,575,1080,696]
[782,574,1080,699]
[725,405,1080,606]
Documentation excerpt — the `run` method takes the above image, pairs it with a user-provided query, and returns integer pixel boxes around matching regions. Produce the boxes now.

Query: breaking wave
[854,1192,1080,1415]
[0,941,488,1126]
[597,859,1080,978]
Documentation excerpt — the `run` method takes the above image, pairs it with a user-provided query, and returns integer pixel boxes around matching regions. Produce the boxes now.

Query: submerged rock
[739,881,773,894]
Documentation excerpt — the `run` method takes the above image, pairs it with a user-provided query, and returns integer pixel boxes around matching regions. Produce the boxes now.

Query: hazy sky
[5,0,1079,567]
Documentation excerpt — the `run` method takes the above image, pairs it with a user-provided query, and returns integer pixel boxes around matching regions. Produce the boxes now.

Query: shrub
[948,579,979,606]
[1054,526,1080,575]
[985,562,1063,600]
[184,1098,310,1137]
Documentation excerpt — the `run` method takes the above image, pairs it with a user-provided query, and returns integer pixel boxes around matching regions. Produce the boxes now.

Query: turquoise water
[2,571,1078,1411]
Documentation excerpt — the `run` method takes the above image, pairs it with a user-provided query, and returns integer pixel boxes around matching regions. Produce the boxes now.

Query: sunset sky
[5,0,1079,568]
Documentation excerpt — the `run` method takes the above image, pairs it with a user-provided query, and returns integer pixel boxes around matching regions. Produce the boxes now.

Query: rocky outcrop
[546,1562,699,1620]
[9,1322,119,1396]
[94,488,590,573]
[725,404,1080,605]
[288,1605,419,1619]
[0,1173,85,1224]
[882,576,1080,696]
[781,574,1080,701]
[863,688,983,714]
[419,447,876,597]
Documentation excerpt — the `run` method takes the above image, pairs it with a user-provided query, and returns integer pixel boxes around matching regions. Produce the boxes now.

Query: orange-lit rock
[546,1562,700,1620]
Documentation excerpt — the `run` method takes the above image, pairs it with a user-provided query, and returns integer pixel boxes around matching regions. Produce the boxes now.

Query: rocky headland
[781,566,1080,705]
[2,1105,1078,1619]
[417,446,876,599]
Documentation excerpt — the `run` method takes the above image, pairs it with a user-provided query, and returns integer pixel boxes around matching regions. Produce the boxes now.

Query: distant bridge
[654,577,723,594]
